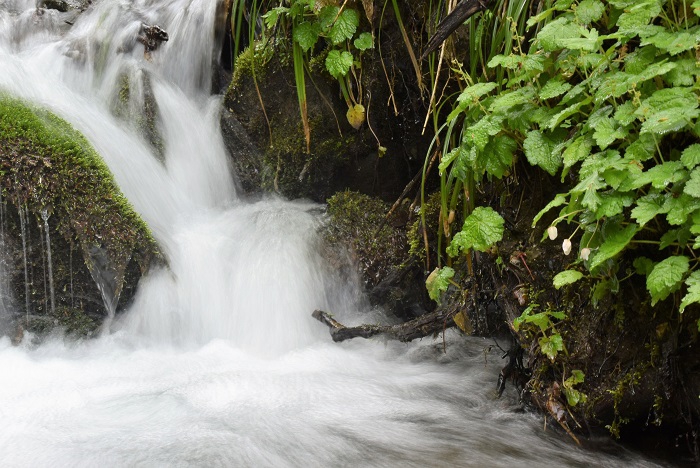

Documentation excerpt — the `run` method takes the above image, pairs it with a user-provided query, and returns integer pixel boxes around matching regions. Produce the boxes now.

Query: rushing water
[0,1,665,466]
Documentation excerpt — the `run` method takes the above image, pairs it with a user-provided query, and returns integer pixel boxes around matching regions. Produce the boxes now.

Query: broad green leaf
[563,135,594,169]
[664,194,700,225]
[547,98,591,130]
[596,192,634,218]
[533,194,568,227]
[613,101,637,126]
[680,270,700,313]
[426,267,455,304]
[537,18,581,52]
[564,388,586,406]
[539,78,572,100]
[439,146,466,174]
[685,168,700,197]
[593,117,628,150]
[636,87,700,135]
[325,50,353,78]
[539,333,564,361]
[489,87,536,113]
[318,5,339,29]
[664,59,700,87]
[681,144,700,170]
[482,135,516,179]
[523,130,563,176]
[647,256,689,305]
[293,21,321,52]
[641,27,700,56]
[462,115,503,151]
[447,206,505,256]
[488,54,524,69]
[629,161,686,190]
[575,0,604,24]
[553,270,584,289]
[624,133,656,162]
[329,8,359,44]
[631,193,666,226]
[353,32,373,50]
[616,0,662,34]
[559,27,601,51]
[457,82,498,105]
[588,224,638,271]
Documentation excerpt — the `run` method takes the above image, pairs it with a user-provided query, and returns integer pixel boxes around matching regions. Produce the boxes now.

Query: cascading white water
[0,1,664,466]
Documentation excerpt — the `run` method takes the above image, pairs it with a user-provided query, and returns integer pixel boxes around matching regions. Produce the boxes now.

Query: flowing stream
[0,1,665,466]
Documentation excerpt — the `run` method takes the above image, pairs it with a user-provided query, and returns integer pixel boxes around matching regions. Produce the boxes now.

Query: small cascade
[41,209,55,316]
[18,202,30,324]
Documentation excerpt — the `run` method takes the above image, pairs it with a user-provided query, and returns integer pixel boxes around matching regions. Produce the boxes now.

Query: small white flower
[580,247,591,261]
[547,225,558,240]
[562,238,572,255]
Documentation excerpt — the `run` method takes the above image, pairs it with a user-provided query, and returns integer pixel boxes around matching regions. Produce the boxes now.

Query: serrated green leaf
[596,191,634,218]
[523,130,563,176]
[540,78,572,100]
[559,27,601,51]
[632,193,666,226]
[681,145,700,170]
[588,224,638,271]
[664,194,700,225]
[353,32,373,50]
[680,271,700,312]
[665,59,700,87]
[488,54,524,69]
[489,87,536,113]
[616,0,662,34]
[634,257,654,276]
[553,270,584,289]
[660,227,692,250]
[537,17,581,52]
[539,333,564,361]
[647,256,689,305]
[613,101,637,126]
[576,0,604,24]
[458,82,498,105]
[636,87,700,135]
[262,7,289,29]
[563,135,594,169]
[482,135,516,179]
[447,206,505,256]
[426,267,455,304]
[685,168,700,198]
[462,115,503,151]
[593,117,628,149]
[641,27,700,56]
[630,161,687,190]
[293,21,321,52]
[329,8,359,44]
[318,5,339,29]
[325,50,353,78]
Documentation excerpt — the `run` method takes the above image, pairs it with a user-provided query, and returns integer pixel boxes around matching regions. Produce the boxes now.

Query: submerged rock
[0,95,159,338]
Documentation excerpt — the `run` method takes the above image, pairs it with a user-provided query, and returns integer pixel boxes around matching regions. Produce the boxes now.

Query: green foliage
[553,270,584,289]
[513,303,567,361]
[433,0,699,325]
[262,0,374,127]
[426,267,455,304]
[446,207,505,256]
[563,369,588,406]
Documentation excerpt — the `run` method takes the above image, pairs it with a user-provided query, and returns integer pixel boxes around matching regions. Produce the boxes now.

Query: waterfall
[0,1,662,466]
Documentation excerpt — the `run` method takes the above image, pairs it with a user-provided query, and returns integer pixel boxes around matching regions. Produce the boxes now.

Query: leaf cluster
[437,0,700,327]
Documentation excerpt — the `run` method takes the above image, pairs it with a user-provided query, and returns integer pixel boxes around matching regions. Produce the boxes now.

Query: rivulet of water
[0,1,665,466]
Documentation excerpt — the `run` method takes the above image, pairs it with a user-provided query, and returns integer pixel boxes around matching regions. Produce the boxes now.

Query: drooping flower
[562,238,572,255]
[547,225,558,240]
[580,247,591,261]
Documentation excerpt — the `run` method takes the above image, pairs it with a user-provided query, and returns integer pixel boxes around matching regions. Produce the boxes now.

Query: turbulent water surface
[0,1,664,466]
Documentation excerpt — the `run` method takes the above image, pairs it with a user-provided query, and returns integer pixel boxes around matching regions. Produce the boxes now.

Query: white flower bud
[547,225,558,240]
[580,247,591,261]
[562,238,572,255]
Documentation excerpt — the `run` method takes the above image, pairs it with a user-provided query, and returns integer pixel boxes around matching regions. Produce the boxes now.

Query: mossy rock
[0,95,159,337]
[222,38,430,202]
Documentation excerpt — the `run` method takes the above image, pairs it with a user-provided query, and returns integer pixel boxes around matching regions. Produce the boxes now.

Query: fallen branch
[312,307,460,342]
